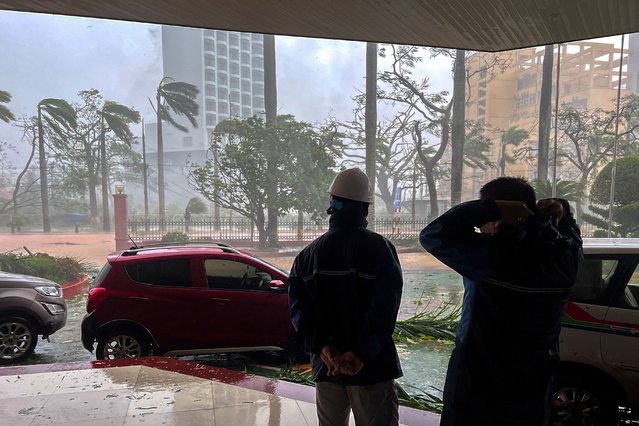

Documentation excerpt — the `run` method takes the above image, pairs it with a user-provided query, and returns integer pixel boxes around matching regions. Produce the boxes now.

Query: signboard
[393,187,402,211]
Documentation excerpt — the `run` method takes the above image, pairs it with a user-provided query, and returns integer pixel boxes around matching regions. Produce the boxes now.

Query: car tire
[551,371,621,426]
[96,329,151,360]
[0,316,38,365]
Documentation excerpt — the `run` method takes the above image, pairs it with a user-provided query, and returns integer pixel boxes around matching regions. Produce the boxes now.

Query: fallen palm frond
[274,365,444,413]
[393,302,461,344]
[395,382,444,413]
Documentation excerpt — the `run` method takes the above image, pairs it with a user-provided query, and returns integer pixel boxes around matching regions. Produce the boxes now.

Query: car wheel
[0,316,38,364]
[96,330,150,360]
[551,372,621,425]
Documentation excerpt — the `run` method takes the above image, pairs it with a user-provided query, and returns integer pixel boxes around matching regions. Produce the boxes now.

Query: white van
[554,239,639,424]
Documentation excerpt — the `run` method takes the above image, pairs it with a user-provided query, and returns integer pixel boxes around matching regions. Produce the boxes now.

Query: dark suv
[81,243,293,360]
[0,272,67,364]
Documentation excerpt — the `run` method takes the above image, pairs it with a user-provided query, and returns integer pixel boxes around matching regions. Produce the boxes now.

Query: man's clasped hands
[320,345,364,376]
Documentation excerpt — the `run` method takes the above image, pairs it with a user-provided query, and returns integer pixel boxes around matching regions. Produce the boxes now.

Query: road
[1,231,449,367]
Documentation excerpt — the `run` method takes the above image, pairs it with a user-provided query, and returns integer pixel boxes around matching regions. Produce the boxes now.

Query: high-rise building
[138,26,266,213]
[462,40,629,200]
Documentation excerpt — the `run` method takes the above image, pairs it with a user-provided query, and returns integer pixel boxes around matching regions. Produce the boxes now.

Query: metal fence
[127,217,430,243]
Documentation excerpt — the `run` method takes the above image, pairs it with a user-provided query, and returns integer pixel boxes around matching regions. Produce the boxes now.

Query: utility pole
[142,119,149,222]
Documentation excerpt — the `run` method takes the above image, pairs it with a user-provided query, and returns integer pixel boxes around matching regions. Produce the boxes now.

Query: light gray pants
[315,380,399,426]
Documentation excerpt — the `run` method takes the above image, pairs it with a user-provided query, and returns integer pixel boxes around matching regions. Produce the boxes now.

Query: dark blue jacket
[288,213,403,385]
[420,199,582,426]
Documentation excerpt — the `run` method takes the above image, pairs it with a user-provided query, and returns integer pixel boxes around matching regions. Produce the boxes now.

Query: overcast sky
[0,10,455,163]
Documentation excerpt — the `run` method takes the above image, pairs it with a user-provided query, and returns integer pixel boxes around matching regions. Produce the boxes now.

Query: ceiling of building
[0,0,637,52]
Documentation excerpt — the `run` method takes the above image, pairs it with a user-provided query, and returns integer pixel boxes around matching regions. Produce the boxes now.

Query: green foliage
[274,365,444,413]
[156,78,200,132]
[0,89,15,123]
[393,302,461,344]
[395,382,444,413]
[161,231,190,243]
[531,179,585,204]
[0,252,90,284]
[189,115,338,232]
[185,197,208,215]
[584,156,639,237]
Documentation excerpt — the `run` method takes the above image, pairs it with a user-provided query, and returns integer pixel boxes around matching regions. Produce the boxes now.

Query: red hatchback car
[81,243,294,360]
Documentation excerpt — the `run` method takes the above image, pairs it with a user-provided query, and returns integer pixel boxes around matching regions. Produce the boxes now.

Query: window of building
[204,39,215,52]
[126,259,192,287]
[229,33,239,45]
[229,48,239,61]
[216,42,227,55]
[230,77,240,90]
[241,66,251,79]
[241,80,251,92]
[217,57,227,70]
[253,96,265,110]
[230,63,240,75]
[204,55,215,68]
[242,94,251,106]
[218,101,229,115]
[241,39,250,51]
[252,43,263,55]
[205,70,215,82]
[241,52,250,64]
[206,113,217,126]
[253,69,264,82]
[252,82,264,95]
[218,72,228,86]
[216,30,227,42]
[205,83,216,97]
[218,87,228,100]
[205,99,216,111]
[230,91,240,103]
[251,33,263,42]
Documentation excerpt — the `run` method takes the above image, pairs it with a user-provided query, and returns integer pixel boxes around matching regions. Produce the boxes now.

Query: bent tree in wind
[37,98,77,232]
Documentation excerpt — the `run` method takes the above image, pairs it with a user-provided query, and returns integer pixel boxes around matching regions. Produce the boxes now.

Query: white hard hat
[328,168,372,204]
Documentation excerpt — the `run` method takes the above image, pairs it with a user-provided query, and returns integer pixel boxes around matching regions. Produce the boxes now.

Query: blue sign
[394,187,402,210]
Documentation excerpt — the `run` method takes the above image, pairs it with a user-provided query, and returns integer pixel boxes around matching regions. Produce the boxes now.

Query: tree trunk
[450,49,466,206]
[425,166,439,221]
[255,209,267,248]
[365,42,378,230]
[157,91,166,227]
[100,122,111,232]
[37,107,51,232]
[11,127,37,234]
[84,140,99,225]
[537,45,554,182]
[297,209,304,240]
[264,34,280,247]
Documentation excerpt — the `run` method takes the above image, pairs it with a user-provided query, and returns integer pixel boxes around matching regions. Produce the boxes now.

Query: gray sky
[0,10,453,165]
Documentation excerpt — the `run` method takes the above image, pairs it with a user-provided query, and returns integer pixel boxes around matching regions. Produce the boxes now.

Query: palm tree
[99,101,141,231]
[498,126,529,176]
[0,90,15,123]
[153,77,199,222]
[37,98,77,232]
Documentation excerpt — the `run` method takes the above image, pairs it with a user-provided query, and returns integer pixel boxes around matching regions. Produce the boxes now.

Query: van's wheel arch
[552,364,626,425]
[96,327,153,360]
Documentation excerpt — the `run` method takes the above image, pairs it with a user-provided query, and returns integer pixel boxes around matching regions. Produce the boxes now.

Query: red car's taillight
[86,287,108,313]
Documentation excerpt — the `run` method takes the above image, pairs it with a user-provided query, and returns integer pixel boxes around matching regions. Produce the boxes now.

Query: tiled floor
[0,357,440,425]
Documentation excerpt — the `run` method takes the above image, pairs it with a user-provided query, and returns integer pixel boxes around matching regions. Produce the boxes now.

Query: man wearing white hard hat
[288,168,404,426]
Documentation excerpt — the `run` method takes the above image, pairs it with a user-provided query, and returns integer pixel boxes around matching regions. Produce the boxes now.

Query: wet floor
[16,270,463,400]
